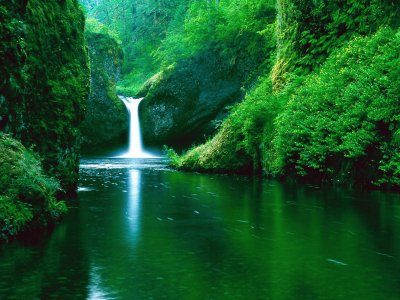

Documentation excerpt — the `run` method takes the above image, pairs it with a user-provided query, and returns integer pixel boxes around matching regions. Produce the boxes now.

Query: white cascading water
[119,96,154,158]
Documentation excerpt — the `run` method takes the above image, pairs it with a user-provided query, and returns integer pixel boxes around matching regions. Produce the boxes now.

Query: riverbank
[169,28,400,191]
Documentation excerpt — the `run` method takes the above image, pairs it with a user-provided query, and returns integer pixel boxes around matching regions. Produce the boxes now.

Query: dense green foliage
[172,1,400,189]
[273,0,400,88]
[81,0,276,95]
[273,28,400,187]
[156,0,275,71]
[81,0,399,189]
[169,76,285,172]
[174,28,400,188]
[80,19,126,148]
[0,133,67,242]
[81,0,192,94]
[137,0,276,147]
[0,0,90,194]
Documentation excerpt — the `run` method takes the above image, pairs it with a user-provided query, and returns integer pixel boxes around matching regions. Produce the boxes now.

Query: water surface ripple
[1,158,399,299]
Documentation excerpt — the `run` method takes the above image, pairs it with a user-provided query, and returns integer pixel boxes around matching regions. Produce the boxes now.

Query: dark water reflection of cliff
[1,158,399,299]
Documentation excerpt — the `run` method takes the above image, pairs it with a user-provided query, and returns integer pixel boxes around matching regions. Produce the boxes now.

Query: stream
[0,158,400,299]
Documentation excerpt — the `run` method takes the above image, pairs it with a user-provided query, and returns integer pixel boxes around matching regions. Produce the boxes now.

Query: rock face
[138,4,276,149]
[80,29,126,149]
[0,0,90,194]
[139,53,243,148]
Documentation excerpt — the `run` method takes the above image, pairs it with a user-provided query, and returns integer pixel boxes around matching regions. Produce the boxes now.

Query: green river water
[0,158,399,299]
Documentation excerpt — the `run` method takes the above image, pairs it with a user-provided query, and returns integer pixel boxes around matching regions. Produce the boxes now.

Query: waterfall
[119,96,154,158]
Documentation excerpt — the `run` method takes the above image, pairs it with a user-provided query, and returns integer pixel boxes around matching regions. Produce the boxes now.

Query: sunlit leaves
[273,28,400,186]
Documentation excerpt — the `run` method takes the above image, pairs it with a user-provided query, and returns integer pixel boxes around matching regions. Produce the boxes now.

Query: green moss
[0,0,90,194]
[171,77,286,173]
[85,17,121,42]
[80,23,126,148]
[0,133,67,242]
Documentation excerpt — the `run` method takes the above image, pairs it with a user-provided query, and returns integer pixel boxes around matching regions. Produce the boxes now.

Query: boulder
[139,53,242,148]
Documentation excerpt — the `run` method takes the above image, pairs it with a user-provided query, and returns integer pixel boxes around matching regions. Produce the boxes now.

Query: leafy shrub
[275,0,400,87]
[175,27,400,189]
[0,133,67,242]
[272,28,400,187]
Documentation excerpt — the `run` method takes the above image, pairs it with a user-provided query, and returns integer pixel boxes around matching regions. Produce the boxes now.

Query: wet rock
[139,53,242,148]
[80,29,126,149]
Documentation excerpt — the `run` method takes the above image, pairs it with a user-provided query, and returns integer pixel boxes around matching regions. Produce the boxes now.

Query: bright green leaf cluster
[176,27,400,189]
[0,133,67,242]
[273,28,400,187]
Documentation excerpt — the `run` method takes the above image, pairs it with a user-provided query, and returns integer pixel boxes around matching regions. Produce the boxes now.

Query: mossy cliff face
[80,27,126,149]
[0,0,90,194]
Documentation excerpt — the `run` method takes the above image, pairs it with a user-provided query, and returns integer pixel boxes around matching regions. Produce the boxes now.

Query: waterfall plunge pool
[0,157,399,299]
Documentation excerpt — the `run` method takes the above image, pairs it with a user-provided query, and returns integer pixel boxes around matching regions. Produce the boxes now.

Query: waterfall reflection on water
[126,169,141,243]
[0,158,399,299]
